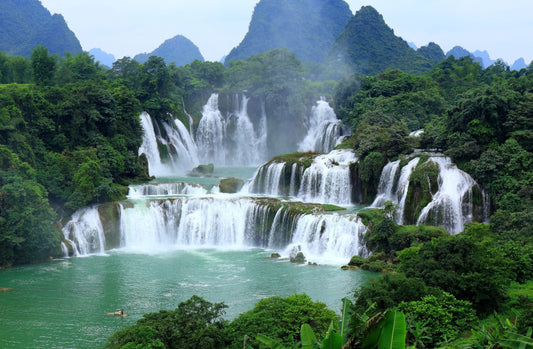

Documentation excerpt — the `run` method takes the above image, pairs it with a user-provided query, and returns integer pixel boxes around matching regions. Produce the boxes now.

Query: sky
[39,0,533,65]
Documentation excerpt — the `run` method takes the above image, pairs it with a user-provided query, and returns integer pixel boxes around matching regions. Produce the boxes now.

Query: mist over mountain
[329,6,433,76]
[225,0,353,64]
[89,48,115,68]
[134,35,204,66]
[0,0,82,57]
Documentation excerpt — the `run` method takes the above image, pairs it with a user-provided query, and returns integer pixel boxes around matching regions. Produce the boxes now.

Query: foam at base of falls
[128,182,208,198]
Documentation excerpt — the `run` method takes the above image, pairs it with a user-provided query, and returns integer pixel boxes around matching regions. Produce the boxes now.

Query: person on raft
[114,308,123,315]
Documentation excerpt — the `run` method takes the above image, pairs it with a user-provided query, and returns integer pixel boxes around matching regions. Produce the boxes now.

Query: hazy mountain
[417,42,445,63]
[134,35,204,66]
[0,0,82,57]
[408,42,418,50]
[329,6,433,76]
[89,48,115,68]
[511,58,528,71]
[446,46,472,59]
[225,0,353,64]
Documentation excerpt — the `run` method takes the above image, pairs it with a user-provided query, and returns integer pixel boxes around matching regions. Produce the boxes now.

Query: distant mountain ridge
[330,6,433,75]
[89,48,115,68]
[134,35,204,66]
[0,0,82,56]
[225,0,353,64]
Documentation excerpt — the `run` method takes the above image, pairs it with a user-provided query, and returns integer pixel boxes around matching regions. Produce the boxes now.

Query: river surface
[0,249,374,348]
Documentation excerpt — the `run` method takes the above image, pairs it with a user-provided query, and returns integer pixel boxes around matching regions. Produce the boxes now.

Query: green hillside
[329,6,433,75]
[0,0,82,57]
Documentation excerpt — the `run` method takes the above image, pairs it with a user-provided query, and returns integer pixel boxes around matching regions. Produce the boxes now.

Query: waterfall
[249,149,357,205]
[62,194,366,262]
[415,157,481,234]
[298,100,343,153]
[372,155,487,234]
[298,150,357,205]
[138,112,163,176]
[371,160,400,207]
[195,93,268,166]
[138,112,200,176]
[282,214,366,264]
[62,207,106,256]
[196,94,226,165]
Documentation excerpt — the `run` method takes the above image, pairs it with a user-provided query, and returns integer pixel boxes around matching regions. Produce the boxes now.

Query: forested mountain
[134,35,204,66]
[225,0,353,64]
[417,42,445,63]
[329,6,433,75]
[0,0,82,57]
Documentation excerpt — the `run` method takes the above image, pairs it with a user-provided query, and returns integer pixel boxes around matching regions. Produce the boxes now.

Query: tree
[226,294,337,348]
[31,45,56,85]
[106,295,228,349]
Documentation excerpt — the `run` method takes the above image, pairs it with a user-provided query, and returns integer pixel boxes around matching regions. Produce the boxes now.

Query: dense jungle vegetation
[1,45,532,347]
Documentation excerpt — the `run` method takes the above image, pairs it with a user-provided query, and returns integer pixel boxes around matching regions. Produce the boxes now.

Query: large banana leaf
[301,324,318,349]
[377,311,406,349]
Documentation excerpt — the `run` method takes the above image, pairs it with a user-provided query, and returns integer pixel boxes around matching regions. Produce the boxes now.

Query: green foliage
[31,46,56,86]
[106,295,228,349]
[0,146,60,266]
[226,294,337,348]
[398,234,509,314]
[398,291,476,348]
[353,273,431,315]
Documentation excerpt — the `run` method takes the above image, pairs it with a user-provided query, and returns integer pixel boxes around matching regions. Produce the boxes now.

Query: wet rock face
[219,177,245,193]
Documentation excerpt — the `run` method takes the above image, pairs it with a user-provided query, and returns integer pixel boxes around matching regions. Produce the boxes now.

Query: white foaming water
[230,95,267,165]
[372,155,486,234]
[138,112,200,176]
[196,94,226,165]
[282,213,366,264]
[371,160,400,207]
[416,157,479,234]
[297,149,357,205]
[164,119,200,170]
[63,195,366,263]
[127,182,208,198]
[138,112,163,176]
[298,100,342,153]
[62,207,106,256]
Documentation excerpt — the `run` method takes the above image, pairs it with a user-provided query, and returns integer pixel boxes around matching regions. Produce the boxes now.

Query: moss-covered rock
[219,177,245,193]
[290,251,306,264]
[98,202,122,250]
[189,163,214,177]
[403,159,439,224]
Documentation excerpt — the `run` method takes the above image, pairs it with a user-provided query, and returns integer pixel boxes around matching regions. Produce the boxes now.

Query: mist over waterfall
[196,93,268,166]
[298,99,343,153]
[196,94,226,165]
[372,155,488,234]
